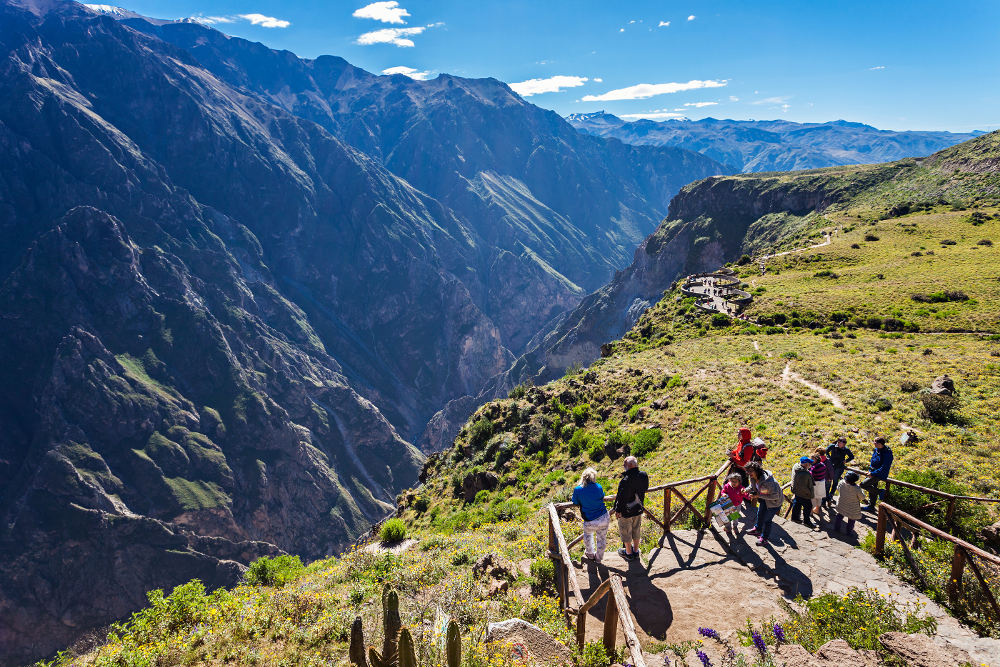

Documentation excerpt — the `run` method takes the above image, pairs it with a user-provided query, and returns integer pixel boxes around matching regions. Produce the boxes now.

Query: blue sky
[96,1,999,132]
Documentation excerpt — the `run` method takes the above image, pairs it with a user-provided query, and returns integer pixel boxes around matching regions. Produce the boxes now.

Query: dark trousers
[826,466,845,501]
[754,501,778,539]
[833,514,856,533]
[791,496,812,523]
[860,477,885,505]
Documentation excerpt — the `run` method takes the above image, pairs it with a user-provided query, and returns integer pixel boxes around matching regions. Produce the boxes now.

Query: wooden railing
[546,504,646,667]
[875,503,1000,620]
[848,467,1000,530]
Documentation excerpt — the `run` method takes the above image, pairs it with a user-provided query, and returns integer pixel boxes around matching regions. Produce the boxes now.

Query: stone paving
[573,507,1000,666]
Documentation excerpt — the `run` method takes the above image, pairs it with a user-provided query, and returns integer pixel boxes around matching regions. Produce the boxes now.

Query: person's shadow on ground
[580,559,674,640]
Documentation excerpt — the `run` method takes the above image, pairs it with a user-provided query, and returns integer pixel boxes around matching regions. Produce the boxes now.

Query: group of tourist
[570,427,894,560]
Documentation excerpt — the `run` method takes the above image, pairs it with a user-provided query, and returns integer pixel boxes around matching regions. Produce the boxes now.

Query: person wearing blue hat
[790,455,817,529]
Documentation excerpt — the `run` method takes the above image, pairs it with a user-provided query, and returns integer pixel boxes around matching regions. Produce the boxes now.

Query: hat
[799,456,812,464]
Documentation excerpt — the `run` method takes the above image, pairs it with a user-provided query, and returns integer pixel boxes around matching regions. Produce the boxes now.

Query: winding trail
[759,231,832,261]
[782,362,845,409]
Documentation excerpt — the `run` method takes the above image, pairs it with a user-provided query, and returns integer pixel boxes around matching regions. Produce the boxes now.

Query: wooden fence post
[576,608,587,649]
[603,586,618,657]
[946,497,957,530]
[947,545,966,604]
[703,479,717,526]
[875,504,887,556]
[663,488,671,534]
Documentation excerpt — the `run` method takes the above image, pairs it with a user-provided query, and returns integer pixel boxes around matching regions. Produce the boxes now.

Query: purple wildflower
[697,627,720,640]
[696,649,712,667]
[751,630,768,656]
[772,623,786,644]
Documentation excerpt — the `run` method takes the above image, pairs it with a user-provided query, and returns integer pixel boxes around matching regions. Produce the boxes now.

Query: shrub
[711,313,731,327]
[576,641,612,667]
[508,383,528,399]
[413,496,430,513]
[872,397,893,412]
[588,442,606,462]
[379,518,407,543]
[473,489,491,504]
[631,428,662,457]
[244,555,304,587]
[781,351,800,359]
[920,393,961,424]
[813,269,838,278]
[899,380,921,393]
[977,239,993,246]
[889,469,990,540]
[627,405,641,422]
[529,558,555,590]
[763,326,785,335]
[605,429,632,452]
[864,233,880,241]
[850,242,861,249]
[571,403,591,425]
[468,418,493,449]
[742,588,935,653]
[737,254,752,265]
[665,373,685,389]
[940,239,957,246]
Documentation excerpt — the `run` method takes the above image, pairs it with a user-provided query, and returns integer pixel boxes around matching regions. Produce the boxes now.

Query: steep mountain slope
[0,1,727,662]
[567,112,981,173]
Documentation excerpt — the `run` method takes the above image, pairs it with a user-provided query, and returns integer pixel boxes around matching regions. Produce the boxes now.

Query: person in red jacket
[729,427,754,486]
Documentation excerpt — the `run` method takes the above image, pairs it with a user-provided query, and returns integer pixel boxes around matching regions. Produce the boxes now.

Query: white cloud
[509,75,588,97]
[619,27,625,32]
[658,20,670,27]
[191,15,235,24]
[687,15,696,20]
[353,1,410,24]
[381,65,431,80]
[869,65,886,70]
[751,95,790,105]
[684,101,718,108]
[621,111,686,120]
[582,79,726,102]
[356,23,440,47]
[593,77,603,83]
[729,95,739,102]
[238,13,290,28]
[629,19,636,24]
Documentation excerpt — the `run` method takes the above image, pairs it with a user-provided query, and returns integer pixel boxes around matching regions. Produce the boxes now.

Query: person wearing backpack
[613,456,649,561]
[790,456,817,529]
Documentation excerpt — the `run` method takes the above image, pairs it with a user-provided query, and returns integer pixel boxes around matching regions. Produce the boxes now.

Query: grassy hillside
[52,135,1000,667]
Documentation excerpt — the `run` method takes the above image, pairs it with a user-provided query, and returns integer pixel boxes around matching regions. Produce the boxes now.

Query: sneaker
[617,548,632,559]
[804,521,815,529]
[756,536,767,545]
[747,527,760,536]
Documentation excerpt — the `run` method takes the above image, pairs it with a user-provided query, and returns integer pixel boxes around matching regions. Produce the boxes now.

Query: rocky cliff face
[0,1,728,662]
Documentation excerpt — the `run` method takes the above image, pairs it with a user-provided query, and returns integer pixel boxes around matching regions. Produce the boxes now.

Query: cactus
[348,587,463,667]
[446,619,461,667]
[397,628,417,667]
[350,617,369,667]
[381,584,402,663]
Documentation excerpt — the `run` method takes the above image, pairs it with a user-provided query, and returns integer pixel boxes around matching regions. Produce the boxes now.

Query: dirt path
[781,362,845,409]
[760,231,832,261]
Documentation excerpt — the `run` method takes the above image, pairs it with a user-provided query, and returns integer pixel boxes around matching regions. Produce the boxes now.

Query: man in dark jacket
[861,437,893,510]
[613,456,649,561]
[824,436,855,506]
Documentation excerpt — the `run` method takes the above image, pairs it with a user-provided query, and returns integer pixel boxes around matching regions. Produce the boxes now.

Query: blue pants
[826,467,845,501]
[791,497,812,523]
[754,501,779,539]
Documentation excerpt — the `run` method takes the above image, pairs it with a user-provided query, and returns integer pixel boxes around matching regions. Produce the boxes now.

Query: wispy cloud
[353,1,410,24]
[684,101,718,108]
[582,79,726,102]
[687,15,696,21]
[239,13,290,28]
[382,65,432,80]
[751,96,790,105]
[356,23,441,47]
[729,95,739,102]
[192,15,234,24]
[869,65,886,70]
[658,20,670,27]
[509,75,588,97]
[621,111,686,120]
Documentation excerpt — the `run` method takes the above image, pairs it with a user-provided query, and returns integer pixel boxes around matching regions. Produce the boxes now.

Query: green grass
[163,477,229,511]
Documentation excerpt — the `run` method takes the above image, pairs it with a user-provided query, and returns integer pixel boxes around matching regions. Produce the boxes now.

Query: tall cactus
[381,584,402,663]
[446,619,461,667]
[350,617,369,667]
[349,587,463,667]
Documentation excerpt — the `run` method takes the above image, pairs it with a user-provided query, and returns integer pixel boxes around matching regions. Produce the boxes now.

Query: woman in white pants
[571,467,610,562]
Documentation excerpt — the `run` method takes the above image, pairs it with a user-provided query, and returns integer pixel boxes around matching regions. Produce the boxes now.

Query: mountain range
[0,1,725,662]
[566,111,982,173]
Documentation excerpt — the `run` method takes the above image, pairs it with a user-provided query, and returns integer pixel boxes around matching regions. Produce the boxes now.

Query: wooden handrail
[847,467,1000,504]
[874,503,1000,566]
[610,576,647,667]
[548,504,585,609]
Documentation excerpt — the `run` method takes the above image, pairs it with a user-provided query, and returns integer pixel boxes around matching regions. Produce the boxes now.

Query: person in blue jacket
[861,437,893,510]
[571,467,610,563]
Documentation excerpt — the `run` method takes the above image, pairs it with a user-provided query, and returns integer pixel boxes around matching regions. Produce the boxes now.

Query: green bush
[571,403,592,425]
[529,558,555,590]
[244,555,304,587]
[468,418,494,449]
[889,469,990,540]
[626,405,641,422]
[576,640,612,667]
[920,392,961,424]
[569,429,601,457]
[474,490,491,504]
[605,429,632,452]
[711,313,731,327]
[741,587,935,653]
[379,518,407,543]
[665,373,685,389]
[508,383,528,399]
[587,443,605,462]
[631,428,662,458]
[412,496,430,513]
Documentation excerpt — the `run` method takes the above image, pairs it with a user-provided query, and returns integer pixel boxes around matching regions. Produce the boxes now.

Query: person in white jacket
[833,471,865,535]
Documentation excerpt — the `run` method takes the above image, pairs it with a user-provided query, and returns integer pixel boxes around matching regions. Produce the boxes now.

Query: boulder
[815,639,878,667]
[651,397,669,410]
[981,518,1000,549]
[485,619,572,664]
[930,375,955,395]
[462,471,499,499]
[878,632,974,666]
